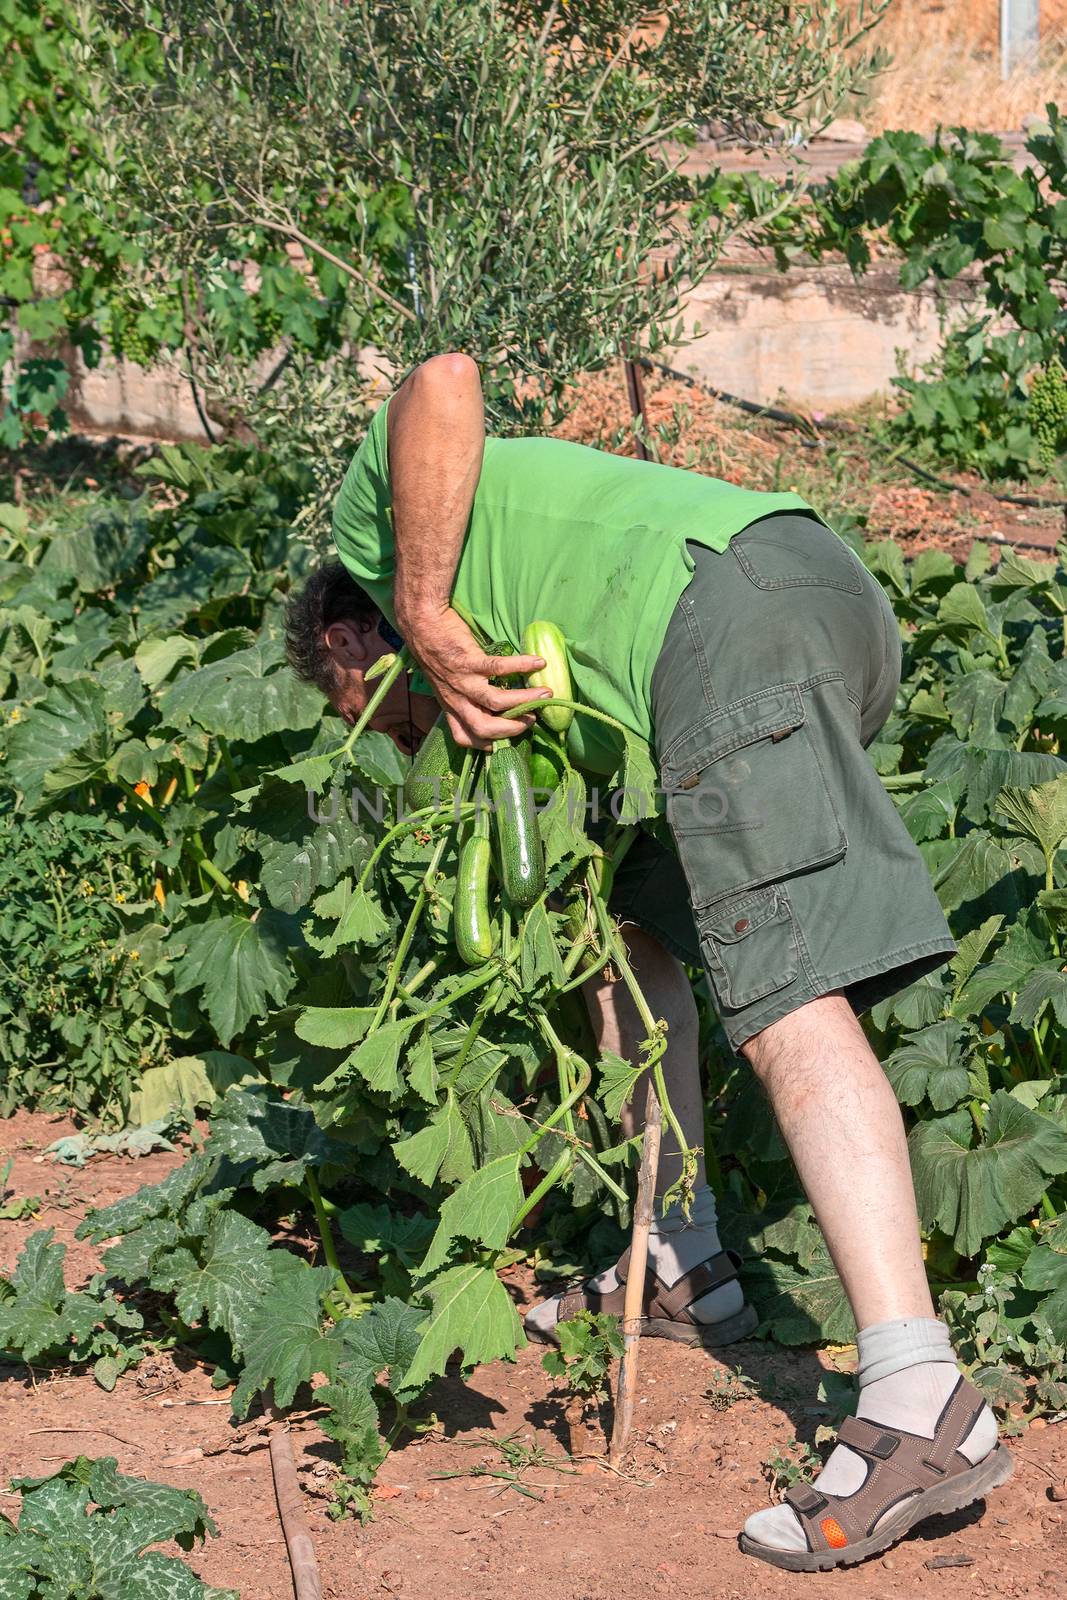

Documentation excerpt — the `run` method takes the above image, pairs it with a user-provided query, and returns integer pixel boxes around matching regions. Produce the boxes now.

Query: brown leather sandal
[525,1243,758,1350]
[740,1375,1013,1571]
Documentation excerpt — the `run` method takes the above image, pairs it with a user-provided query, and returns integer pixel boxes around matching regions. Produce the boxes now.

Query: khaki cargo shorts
[608,514,955,1052]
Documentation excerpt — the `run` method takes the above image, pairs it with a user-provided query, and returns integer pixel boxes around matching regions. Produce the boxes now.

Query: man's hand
[401,604,548,748]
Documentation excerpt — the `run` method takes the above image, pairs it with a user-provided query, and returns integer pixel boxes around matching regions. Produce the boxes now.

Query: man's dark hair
[285,561,379,696]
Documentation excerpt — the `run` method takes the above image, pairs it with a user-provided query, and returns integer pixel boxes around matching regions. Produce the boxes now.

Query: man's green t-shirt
[332,401,821,775]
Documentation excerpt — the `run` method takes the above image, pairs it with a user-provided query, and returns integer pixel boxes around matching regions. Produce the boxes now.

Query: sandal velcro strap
[556,1278,626,1321]
[837,1415,901,1460]
[785,1484,828,1517]
[655,1250,743,1322]
[588,1245,743,1326]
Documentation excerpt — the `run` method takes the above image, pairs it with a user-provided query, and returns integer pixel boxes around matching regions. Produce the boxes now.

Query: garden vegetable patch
[3,454,1067,1515]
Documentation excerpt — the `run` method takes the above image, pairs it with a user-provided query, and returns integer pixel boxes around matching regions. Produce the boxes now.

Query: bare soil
[559,367,1067,563]
[2,1109,1066,1599]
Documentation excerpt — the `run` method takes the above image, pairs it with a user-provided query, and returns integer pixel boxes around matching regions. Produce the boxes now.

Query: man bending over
[285,353,1010,1571]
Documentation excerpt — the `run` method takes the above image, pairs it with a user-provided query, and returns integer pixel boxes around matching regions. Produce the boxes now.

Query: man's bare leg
[741,993,998,1554]
[525,926,746,1337]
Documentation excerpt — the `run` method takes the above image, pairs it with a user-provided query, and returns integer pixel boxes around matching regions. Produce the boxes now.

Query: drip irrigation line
[635,357,1067,514]
[269,1406,322,1600]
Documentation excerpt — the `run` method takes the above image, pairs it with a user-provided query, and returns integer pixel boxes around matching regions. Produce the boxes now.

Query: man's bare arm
[389,352,547,747]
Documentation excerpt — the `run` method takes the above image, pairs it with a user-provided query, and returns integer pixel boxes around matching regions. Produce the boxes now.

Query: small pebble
[714,1529,736,1540]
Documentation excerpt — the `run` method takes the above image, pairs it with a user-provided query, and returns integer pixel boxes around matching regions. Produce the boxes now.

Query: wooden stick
[609,1080,662,1465]
[623,357,653,461]
[269,1408,322,1600]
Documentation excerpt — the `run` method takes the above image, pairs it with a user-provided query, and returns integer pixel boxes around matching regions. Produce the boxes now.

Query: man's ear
[323,617,374,669]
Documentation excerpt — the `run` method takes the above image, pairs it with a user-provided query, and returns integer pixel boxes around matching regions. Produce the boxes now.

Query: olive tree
[99,0,888,536]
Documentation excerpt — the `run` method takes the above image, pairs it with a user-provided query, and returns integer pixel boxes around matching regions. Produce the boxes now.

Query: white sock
[743,1317,999,1553]
[525,1184,743,1336]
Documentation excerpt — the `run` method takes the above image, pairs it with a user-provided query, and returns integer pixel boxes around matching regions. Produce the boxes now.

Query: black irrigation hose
[637,357,1067,515]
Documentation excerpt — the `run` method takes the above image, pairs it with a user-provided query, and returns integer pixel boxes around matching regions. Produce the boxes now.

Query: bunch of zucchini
[403,620,574,966]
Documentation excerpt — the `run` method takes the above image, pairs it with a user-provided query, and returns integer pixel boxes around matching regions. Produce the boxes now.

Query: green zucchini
[522,619,574,734]
[528,729,565,796]
[454,813,494,965]
[404,715,462,812]
[564,848,614,941]
[488,738,545,907]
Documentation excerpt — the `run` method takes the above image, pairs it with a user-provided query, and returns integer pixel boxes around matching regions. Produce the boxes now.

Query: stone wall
[28,263,981,443]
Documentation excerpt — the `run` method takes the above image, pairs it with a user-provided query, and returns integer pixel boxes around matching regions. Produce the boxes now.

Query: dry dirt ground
[559,368,1067,564]
[2,1109,1066,1600]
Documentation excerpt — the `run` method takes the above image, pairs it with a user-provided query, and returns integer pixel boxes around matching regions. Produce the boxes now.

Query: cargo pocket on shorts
[699,887,798,1010]
[659,683,847,908]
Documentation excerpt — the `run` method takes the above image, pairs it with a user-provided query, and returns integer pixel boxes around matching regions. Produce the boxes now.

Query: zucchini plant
[6,451,1067,1513]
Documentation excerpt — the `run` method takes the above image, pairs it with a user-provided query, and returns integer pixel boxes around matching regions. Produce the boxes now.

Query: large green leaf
[948,914,1004,997]
[171,913,295,1045]
[404,1262,525,1388]
[899,780,961,843]
[909,1092,1067,1257]
[331,1296,427,1398]
[2,680,111,807]
[342,1019,409,1096]
[149,1211,274,1346]
[945,669,1009,747]
[1011,964,1067,1029]
[76,1155,217,1247]
[742,1233,854,1346]
[206,1090,352,1190]
[158,638,324,742]
[230,1252,338,1415]
[337,1205,436,1270]
[419,1154,523,1276]
[938,582,995,639]
[295,1006,376,1050]
[952,908,1050,1015]
[996,776,1067,860]
[884,1022,970,1112]
[0,1231,109,1362]
[134,634,199,691]
[0,1457,234,1600]
[393,1091,475,1187]
[932,829,1021,917]
[316,880,391,949]
[965,750,1066,827]
[250,778,374,915]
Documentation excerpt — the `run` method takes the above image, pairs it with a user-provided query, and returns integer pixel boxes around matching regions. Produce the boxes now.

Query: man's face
[323,618,437,755]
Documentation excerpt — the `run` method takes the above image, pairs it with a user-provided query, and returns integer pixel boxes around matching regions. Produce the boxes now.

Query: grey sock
[857,1315,953,1385]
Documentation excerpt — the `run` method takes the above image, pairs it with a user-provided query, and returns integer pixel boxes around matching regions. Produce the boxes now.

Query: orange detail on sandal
[820,1517,849,1550]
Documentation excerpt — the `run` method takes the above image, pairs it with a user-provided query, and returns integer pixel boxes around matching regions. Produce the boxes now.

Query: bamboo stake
[609,1080,662,1465]
[269,1408,322,1600]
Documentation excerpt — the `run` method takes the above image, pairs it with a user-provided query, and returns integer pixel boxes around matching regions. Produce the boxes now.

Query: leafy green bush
[724,108,1066,480]
[0,1454,235,1599]
[0,807,170,1118]
[0,447,320,1117]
